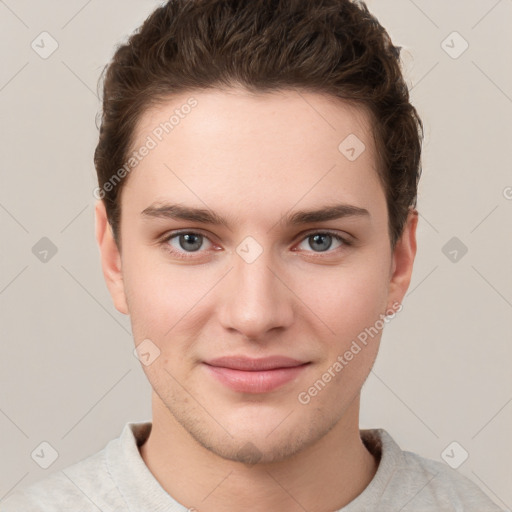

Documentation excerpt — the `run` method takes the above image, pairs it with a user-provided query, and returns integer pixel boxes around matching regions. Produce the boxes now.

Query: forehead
[122,87,384,226]
[133,87,377,161]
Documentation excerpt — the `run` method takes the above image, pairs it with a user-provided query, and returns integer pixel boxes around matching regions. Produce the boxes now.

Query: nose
[217,244,295,341]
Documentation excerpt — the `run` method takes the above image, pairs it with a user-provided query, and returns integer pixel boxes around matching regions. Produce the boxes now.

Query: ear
[95,200,129,315]
[386,208,418,309]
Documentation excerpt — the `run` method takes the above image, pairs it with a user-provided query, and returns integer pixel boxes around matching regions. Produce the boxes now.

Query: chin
[188,411,334,466]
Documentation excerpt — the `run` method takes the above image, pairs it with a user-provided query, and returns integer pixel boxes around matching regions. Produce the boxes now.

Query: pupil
[311,234,331,252]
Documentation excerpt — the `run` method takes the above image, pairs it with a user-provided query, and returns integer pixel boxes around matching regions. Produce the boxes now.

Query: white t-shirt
[1,421,503,511]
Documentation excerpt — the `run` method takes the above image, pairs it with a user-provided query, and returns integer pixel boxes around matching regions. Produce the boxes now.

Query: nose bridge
[218,237,294,338]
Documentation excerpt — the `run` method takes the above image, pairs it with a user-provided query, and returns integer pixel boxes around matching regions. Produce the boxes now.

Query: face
[96,87,416,464]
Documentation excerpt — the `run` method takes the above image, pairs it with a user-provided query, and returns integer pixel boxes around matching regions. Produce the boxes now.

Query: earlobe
[387,208,418,310]
[94,200,129,315]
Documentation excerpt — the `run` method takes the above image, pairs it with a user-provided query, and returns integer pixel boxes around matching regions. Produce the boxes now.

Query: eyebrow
[140,202,370,228]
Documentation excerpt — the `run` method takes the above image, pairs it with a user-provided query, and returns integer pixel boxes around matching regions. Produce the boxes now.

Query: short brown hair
[94,0,423,249]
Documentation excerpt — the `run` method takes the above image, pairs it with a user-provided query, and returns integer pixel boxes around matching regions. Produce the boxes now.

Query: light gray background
[0,0,511,508]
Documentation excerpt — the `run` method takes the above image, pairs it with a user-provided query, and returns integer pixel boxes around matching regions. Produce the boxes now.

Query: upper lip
[204,356,309,371]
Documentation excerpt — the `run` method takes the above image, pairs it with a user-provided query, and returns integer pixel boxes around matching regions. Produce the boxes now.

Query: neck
[139,392,378,512]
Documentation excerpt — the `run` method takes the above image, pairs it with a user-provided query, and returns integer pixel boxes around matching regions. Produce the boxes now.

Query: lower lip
[203,363,310,393]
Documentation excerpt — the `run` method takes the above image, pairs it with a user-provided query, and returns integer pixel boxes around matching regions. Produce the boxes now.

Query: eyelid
[296,228,353,244]
[159,228,217,244]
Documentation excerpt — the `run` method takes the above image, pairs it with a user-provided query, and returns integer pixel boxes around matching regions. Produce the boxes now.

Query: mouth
[202,356,311,393]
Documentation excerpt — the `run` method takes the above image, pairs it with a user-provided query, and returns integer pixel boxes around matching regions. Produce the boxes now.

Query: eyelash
[159,229,352,260]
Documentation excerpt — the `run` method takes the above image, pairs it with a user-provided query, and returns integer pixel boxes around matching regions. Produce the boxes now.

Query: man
[1,0,502,510]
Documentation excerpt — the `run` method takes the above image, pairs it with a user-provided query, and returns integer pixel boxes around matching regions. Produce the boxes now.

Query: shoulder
[354,429,503,512]
[399,448,501,511]
[0,426,133,512]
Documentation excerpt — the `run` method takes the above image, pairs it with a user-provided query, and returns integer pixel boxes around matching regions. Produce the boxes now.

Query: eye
[161,231,214,258]
[295,231,349,253]
[159,229,351,260]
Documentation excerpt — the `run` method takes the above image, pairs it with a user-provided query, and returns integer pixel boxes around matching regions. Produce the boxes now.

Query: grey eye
[308,234,333,252]
[174,233,204,252]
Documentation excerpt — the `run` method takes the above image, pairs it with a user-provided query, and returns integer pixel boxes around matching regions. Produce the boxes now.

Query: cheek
[299,263,389,401]
[122,250,223,349]
[293,256,390,339]
[121,251,181,335]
